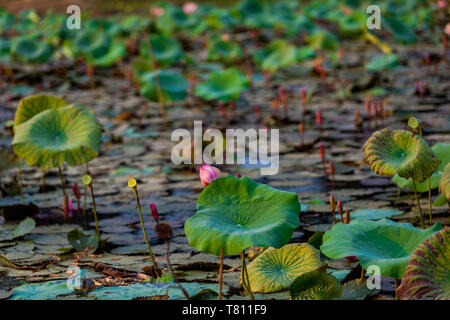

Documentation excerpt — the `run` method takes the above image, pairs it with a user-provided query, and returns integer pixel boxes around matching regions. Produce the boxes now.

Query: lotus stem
[131,183,158,268]
[87,183,101,244]
[166,240,190,300]
[218,247,224,300]
[412,177,425,229]
[145,34,167,127]
[394,279,399,300]
[82,163,89,229]
[41,170,45,192]
[58,166,68,221]
[17,159,24,204]
[241,250,254,300]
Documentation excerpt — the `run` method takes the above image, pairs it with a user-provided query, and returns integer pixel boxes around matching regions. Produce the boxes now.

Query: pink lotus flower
[221,33,230,41]
[151,6,165,17]
[445,23,450,36]
[183,2,198,14]
[438,0,447,9]
[199,165,220,187]
[150,203,159,223]
[72,183,81,200]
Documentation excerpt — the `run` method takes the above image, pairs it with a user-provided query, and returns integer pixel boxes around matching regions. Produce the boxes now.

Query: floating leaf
[9,280,73,300]
[366,54,399,71]
[12,105,101,169]
[13,217,36,239]
[253,40,298,72]
[307,30,339,51]
[246,243,324,293]
[67,229,98,253]
[321,219,443,279]
[184,176,300,256]
[195,68,249,102]
[398,228,450,300]
[11,36,53,63]
[140,69,188,103]
[289,270,342,300]
[363,128,440,183]
[207,40,242,62]
[140,34,183,67]
[336,208,403,221]
[14,95,68,129]
[337,279,379,300]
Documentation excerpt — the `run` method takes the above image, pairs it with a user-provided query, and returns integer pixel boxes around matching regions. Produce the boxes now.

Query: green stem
[241,250,254,300]
[88,184,101,244]
[394,279,399,300]
[133,187,158,268]
[41,170,45,192]
[166,240,190,300]
[17,159,24,204]
[58,166,67,221]
[82,163,89,229]
[412,177,424,229]
[427,177,432,225]
[218,248,224,300]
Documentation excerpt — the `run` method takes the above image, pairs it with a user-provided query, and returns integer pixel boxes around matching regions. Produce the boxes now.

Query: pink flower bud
[150,203,159,223]
[72,183,81,200]
[199,165,221,187]
[315,109,322,127]
[236,172,242,178]
[301,88,307,104]
[364,97,371,114]
[319,142,325,161]
[62,197,73,218]
[151,6,165,17]
[183,2,198,14]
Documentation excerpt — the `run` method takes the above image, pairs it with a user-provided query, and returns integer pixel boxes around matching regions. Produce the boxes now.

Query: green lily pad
[12,105,101,169]
[307,30,339,51]
[321,219,443,279]
[13,217,36,239]
[253,40,298,72]
[336,279,379,300]
[195,68,249,102]
[67,229,98,253]
[246,243,324,293]
[207,40,242,62]
[336,208,403,221]
[140,69,188,103]
[72,29,111,61]
[398,228,450,300]
[9,280,73,300]
[184,176,300,256]
[139,34,183,67]
[91,41,126,67]
[363,128,440,183]
[289,270,342,300]
[439,163,450,201]
[383,16,417,44]
[393,143,450,192]
[14,95,68,129]
[366,54,399,71]
[11,36,53,64]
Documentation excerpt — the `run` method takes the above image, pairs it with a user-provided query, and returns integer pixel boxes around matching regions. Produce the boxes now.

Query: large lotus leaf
[320,219,443,279]
[139,35,183,67]
[184,176,300,256]
[13,217,36,239]
[296,46,316,62]
[195,68,249,102]
[337,11,365,36]
[336,208,403,221]
[12,105,101,169]
[14,95,68,129]
[73,29,111,59]
[398,228,450,300]
[366,54,399,71]
[11,36,53,63]
[139,69,188,103]
[246,243,324,293]
[67,229,98,253]
[363,128,440,183]
[382,16,417,44]
[307,30,339,51]
[253,40,298,72]
[289,270,342,300]
[439,163,450,200]
[91,41,126,67]
[207,40,242,62]
[393,143,450,192]
[9,280,74,300]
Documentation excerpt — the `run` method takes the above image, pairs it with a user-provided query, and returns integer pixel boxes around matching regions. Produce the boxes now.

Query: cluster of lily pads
[1,0,445,124]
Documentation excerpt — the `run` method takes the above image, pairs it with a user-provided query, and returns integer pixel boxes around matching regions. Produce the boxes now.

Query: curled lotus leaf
[184,176,300,256]
[363,128,440,183]
[14,95,68,129]
[11,36,53,64]
[289,270,342,300]
[439,163,450,200]
[246,243,324,293]
[320,219,443,279]
[12,105,101,169]
[398,228,450,300]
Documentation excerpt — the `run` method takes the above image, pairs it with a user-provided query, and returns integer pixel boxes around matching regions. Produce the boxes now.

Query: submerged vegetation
[0,0,448,301]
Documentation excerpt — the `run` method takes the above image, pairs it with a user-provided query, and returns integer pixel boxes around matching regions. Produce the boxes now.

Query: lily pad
[321,219,443,279]
[139,34,183,67]
[246,243,324,293]
[366,54,399,71]
[398,228,450,300]
[184,176,300,256]
[11,36,53,63]
[195,68,249,102]
[289,270,342,300]
[14,95,68,129]
[12,217,36,239]
[140,69,188,103]
[363,128,440,183]
[439,163,450,200]
[9,280,73,300]
[67,229,98,253]
[336,208,403,221]
[12,105,101,169]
